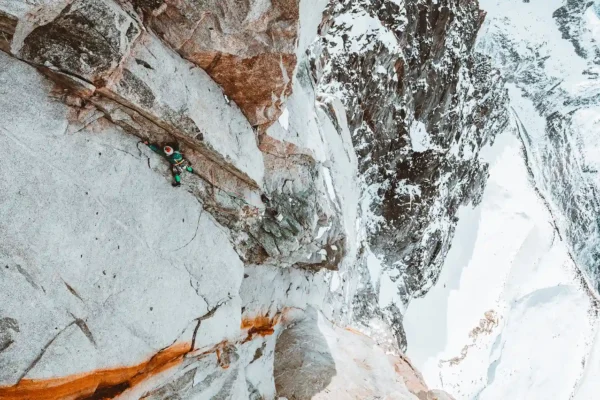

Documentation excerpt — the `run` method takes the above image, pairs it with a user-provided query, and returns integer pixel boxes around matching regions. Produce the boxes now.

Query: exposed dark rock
[553,0,598,62]
[19,0,141,84]
[0,10,16,53]
[313,0,508,300]
[0,318,19,353]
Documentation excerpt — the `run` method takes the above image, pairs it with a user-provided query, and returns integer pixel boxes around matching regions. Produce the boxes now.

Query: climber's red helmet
[164,146,174,156]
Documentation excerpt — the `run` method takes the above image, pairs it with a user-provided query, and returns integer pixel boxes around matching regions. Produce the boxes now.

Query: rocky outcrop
[128,0,302,127]
[273,308,454,400]
[314,0,508,298]
[17,0,140,85]
[0,0,347,271]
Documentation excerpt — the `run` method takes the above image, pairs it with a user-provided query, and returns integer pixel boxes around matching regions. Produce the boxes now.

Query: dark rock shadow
[274,307,336,399]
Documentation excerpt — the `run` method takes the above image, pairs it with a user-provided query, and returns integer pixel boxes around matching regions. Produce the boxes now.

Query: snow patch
[366,250,383,289]
[278,108,290,131]
[327,10,400,54]
[409,120,433,152]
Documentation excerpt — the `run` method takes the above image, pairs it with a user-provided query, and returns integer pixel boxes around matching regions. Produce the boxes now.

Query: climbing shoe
[186,166,193,172]
[173,175,181,187]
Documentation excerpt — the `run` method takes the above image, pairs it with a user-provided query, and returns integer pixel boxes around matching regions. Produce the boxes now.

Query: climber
[144,141,194,187]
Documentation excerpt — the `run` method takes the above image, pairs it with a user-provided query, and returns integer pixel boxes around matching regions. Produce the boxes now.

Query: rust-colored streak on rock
[0,343,190,400]
[241,313,281,342]
[140,0,301,127]
[344,326,368,338]
[189,52,296,127]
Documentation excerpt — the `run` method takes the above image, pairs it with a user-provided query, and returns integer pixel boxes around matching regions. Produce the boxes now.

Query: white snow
[327,9,400,54]
[409,120,433,152]
[322,167,337,202]
[572,106,600,175]
[366,249,383,289]
[379,272,404,311]
[297,0,329,57]
[404,128,597,399]
[478,0,591,95]
[278,107,290,130]
[409,1,600,397]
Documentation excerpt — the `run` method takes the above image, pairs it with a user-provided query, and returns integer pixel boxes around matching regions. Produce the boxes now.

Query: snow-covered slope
[477,0,600,291]
[404,1,600,399]
[404,125,598,400]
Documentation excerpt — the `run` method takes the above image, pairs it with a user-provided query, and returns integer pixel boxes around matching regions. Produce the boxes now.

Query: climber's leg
[172,164,183,187]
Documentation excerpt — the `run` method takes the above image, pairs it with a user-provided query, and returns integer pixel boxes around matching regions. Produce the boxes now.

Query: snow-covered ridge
[477,0,600,293]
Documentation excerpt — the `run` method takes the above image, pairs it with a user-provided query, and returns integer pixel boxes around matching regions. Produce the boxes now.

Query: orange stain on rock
[241,313,281,342]
[0,342,190,400]
[344,326,369,337]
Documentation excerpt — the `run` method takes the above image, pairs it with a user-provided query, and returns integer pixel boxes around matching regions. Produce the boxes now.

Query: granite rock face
[0,0,501,398]
[128,0,302,127]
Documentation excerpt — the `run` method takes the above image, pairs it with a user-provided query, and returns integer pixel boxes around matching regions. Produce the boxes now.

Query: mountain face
[0,0,505,399]
[477,0,600,291]
[311,0,508,350]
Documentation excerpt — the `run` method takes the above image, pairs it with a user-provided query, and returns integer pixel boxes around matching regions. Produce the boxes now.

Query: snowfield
[405,0,600,398]
[405,123,598,400]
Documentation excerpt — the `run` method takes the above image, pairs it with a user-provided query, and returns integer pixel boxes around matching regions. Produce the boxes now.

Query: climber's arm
[145,142,163,155]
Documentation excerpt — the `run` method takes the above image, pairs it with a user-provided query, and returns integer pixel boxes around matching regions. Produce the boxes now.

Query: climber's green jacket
[145,141,194,187]
[148,143,185,165]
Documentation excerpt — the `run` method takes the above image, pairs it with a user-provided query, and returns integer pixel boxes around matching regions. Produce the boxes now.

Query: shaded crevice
[63,280,85,303]
[189,297,232,352]
[69,313,97,347]
[171,209,203,252]
[91,91,260,190]
[190,320,202,353]
[14,264,39,290]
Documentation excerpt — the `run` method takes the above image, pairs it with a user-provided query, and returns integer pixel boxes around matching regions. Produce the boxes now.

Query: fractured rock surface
[0,0,502,398]
[130,0,303,127]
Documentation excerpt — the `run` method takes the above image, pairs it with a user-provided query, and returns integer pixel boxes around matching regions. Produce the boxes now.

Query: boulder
[17,0,141,85]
